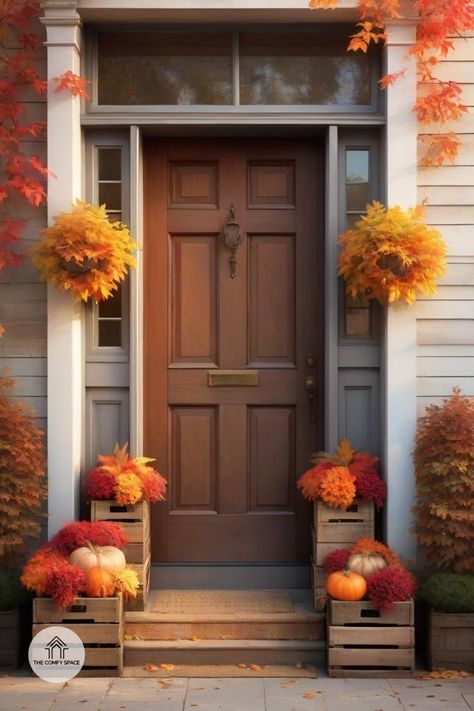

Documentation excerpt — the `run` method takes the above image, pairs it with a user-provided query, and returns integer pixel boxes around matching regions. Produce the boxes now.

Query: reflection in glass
[344,293,371,338]
[98,319,122,347]
[99,183,122,211]
[98,32,233,105]
[239,33,371,105]
[99,149,121,181]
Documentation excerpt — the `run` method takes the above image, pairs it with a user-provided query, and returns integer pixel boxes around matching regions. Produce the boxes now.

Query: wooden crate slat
[314,501,374,526]
[316,521,374,544]
[33,622,123,645]
[33,596,122,624]
[91,500,149,524]
[122,521,150,544]
[429,610,474,671]
[329,600,414,626]
[124,536,151,564]
[329,647,415,668]
[126,555,151,611]
[329,625,415,647]
[84,647,122,666]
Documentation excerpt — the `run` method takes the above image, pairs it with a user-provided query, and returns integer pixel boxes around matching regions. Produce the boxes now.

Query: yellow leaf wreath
[32,200,138,303]
[338,201,446,305]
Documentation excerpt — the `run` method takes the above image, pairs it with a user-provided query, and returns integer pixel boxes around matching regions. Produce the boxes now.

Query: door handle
[305,375,316,397]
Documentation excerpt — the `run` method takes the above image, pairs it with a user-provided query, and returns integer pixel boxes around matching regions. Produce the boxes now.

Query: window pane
[99,182,122,211]
[239,32,372,105]
[99,288,122,318]
[98,32,233,105]
[98,319,122,347]
[346,149,370,211]
[344,293,371,338]
[99,149,121,181]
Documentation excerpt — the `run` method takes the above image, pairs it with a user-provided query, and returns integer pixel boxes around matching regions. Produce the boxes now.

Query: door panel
[144,138,323,563]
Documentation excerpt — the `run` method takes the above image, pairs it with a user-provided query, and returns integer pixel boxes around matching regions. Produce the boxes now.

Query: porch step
[122,663,318,678]
[125,589,325,641]
[124,639,325,668]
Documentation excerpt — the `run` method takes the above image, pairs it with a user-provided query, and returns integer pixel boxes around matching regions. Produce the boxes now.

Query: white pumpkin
[347,552,387,579]
[69,541,126,574]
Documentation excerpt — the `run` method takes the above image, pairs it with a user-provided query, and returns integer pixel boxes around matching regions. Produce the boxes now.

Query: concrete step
[125,589,325,641]
[124,639,326,668]
[122,663,319,678]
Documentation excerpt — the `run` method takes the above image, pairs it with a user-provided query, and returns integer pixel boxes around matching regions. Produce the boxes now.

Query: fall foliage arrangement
[413,388,474,574]
[21,521,139,608]
[0,373,47,565]
[32,201,138,303]
[85,443,167,505]
[297,438,386,510]
[324,537,416,611]
[338,202,446,305]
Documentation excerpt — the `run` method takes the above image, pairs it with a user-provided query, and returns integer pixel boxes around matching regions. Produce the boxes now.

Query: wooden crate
[127,555,151,611]
[33,595,123,677]
[429,610,474,671]
[327,600,415,678]
[313,501,374,565]
[311,560,327,612]
[90,500,150,564]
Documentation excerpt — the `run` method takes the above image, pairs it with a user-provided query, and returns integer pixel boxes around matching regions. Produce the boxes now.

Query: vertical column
[383,20,418,561]
[325,126,339,452]
[130,125,144,456]
[41,6,83,536]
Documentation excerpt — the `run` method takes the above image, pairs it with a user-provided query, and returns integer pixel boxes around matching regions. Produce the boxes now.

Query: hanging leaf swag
[32,200,138,303]
[338,201,446,305]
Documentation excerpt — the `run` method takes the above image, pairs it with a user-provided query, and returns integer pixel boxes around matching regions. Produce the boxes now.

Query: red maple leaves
[311,0,474,166]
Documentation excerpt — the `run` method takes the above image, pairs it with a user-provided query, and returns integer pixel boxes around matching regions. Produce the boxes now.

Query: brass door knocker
[222,204,244,279]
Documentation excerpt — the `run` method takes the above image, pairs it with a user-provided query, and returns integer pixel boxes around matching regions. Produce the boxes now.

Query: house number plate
[208,370,259,387]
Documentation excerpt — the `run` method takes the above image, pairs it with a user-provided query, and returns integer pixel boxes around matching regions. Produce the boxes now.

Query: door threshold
[151,564,310,590]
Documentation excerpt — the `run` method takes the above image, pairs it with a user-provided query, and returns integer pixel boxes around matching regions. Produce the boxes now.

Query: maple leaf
[54,70,91,99]
[335,438,355,465]
[378,69,407,88]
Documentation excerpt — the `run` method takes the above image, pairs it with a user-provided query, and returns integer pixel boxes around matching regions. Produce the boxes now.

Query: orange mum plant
[32,200,138,303]
[297,438,386,510]
[85,443,167,506]
[338,201,446,305]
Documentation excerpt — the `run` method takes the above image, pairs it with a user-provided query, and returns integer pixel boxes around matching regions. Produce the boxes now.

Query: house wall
[416,34,474,416]
[0,19,48,435]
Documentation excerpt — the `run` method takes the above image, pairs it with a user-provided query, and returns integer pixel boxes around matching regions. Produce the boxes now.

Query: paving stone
[0,677,61,711]
[463,694,474,710]
[101,677,187,711]
[320,688,403,711]
[264,678,325,711]
[388,679,474,711]
[53,677,111,709]
[184,677,265,711]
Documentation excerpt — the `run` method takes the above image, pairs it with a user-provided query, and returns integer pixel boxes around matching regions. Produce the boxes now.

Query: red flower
[49,521,127,556]
[366,564,416,611]
[323,547,352,574]
[85,468,115,500]
[43,560,86,609]
[354,469,387,510]
[139,470,167,503]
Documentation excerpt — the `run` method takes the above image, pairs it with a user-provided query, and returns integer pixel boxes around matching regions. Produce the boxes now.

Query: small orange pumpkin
[326,570,367,601]
[85,566,116,598]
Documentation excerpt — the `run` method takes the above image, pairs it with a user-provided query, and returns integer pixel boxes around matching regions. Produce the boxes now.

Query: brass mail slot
[208,369,259,387]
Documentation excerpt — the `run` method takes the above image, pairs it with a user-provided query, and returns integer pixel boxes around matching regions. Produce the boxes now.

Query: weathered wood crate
[313,500,374,565]
[327,599,415,678]
[0,609,19,670]
[33,595,123,677]
[429,610,474,671]
[91,500,150,611]
[311,501,374,611]
[311,560,327,612]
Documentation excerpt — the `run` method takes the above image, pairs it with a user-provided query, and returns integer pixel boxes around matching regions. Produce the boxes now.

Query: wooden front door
[144,138,323,563]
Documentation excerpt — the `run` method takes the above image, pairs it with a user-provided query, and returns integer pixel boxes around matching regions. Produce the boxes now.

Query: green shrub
[0,570,29,611]
[418,573,474,613]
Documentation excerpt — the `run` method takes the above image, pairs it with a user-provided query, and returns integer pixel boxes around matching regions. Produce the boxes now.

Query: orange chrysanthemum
[351,537,400,566]
[113,471,143,506]
[319,466,357,509]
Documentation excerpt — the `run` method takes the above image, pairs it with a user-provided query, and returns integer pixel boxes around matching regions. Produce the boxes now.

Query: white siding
[0,20,47,425]
[417,35,474,414]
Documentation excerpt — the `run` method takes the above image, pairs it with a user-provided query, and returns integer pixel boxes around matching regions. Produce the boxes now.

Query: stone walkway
[1,675,473,711]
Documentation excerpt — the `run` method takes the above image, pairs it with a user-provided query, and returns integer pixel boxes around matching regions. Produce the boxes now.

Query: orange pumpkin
[326,570,367,601]
[85,566,116,598]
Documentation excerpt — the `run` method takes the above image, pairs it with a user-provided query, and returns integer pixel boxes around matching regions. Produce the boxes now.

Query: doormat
[151,590,294,615]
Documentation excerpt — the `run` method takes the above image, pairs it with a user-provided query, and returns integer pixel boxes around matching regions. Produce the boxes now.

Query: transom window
[94,29,378,109]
